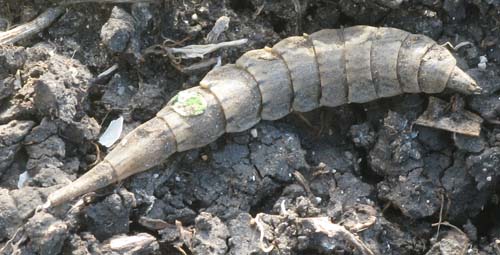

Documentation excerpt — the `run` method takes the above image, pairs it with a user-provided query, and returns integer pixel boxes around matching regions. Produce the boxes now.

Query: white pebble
[486,176,492,182]
[250,128,258,138]
[478,55,488,70]
[479,55,488,63]
[17,171,30,189]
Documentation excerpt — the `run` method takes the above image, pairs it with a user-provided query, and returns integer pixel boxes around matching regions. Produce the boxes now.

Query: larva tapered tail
[45,25,481,208]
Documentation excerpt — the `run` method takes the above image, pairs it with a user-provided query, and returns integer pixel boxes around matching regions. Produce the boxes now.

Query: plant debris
[415,96,483,136]
[0,7,64,45]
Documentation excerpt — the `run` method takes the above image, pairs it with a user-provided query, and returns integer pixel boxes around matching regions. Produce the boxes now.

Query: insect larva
[45,25,481,208]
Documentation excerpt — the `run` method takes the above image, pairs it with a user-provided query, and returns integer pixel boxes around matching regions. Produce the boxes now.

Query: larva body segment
[397,34,435,93]
[309,29,348,107]
[344,26,379,103]
[272,36,321,112]
[201,64,261,132]
[235,49,293,120]
[156,86,225,152]
[370,27,408,98]
[418,44,456,93]
[45,26,481,208]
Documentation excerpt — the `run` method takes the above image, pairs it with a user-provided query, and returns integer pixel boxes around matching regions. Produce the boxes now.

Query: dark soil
[1,0,500,254]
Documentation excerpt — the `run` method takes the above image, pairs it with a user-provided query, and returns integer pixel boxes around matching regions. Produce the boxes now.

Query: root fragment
[255,213,275,253]
[341,204,377,233]
[415,96,483,136]
[251,211,376,254]
[293,170,313,196]
[441,41,473,51]
[168,39,248,59]
[206,16,230,43]
[0,7,65,45]
[299,217,375,255]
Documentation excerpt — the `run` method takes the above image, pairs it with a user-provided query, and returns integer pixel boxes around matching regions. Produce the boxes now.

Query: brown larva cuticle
[45,25,481,208]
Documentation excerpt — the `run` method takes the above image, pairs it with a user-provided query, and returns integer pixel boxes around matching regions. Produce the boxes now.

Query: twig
[169,39,248,59]
[0,225,24,254]
[435,193,445,239]
[90,63,119,85]
[96,63,119,80]
[292,0,303,34]
[0,7,65,45]
[431,221,467,237]
[441,41,473,51]
[88,141,102,168]
[253,3,266,18]
[293,170,313,196]
[206,16,230,43]
[294,112,320,133]
[255,213,275,252]
[180,57,218,74]
[453,41,473,51]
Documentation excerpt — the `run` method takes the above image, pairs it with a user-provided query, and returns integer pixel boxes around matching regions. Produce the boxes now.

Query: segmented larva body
[46,26,480,207]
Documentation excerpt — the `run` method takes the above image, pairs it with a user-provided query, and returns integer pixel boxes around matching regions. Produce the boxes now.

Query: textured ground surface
[1,0,500,254]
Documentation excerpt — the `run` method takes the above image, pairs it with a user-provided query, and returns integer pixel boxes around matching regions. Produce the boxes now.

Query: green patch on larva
[169,90,207,116]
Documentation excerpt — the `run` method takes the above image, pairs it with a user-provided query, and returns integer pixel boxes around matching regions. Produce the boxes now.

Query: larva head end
[446,66,482,95]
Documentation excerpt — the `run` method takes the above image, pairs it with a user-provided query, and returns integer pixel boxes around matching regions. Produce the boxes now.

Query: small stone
[478,55,488,70]
[250,128,258,138]
[103,233,160,254]
[85,194,132,241]
[100,7,136,53]
[191,213,229,254]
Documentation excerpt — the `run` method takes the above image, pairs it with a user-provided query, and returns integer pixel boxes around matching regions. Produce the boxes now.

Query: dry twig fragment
[206,16,230,43]
[169,38,248,59]
[0,7,64,45]
[415,97,483,136]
